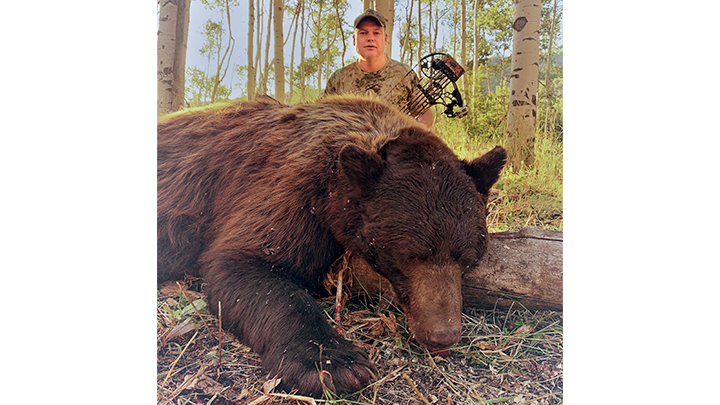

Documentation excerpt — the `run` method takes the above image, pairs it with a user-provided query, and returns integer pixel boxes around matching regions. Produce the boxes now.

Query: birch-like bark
[375,0,393,58]
[300,0,306,101]
[417,0,422,76]
[158,0,188,115]
[461,0,467,95]
[260,2,273,95]
[273,0,285,102]
[506,0,541,168]
[247,0,256,100]
[288,0,301,103]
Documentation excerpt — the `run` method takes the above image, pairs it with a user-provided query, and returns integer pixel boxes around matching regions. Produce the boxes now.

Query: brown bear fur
[157,95,506,397]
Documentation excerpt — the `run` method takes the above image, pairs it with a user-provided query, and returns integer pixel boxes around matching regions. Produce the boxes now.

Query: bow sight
[399,53,469,119]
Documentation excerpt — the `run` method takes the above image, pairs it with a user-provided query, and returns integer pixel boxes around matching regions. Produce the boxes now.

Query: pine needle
[403,373,431,405]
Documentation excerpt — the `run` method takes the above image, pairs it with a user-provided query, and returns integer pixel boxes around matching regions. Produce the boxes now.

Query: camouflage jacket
[324,59,422,111]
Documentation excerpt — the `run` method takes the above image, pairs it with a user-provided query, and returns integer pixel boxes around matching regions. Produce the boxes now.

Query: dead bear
[157,95,506,397]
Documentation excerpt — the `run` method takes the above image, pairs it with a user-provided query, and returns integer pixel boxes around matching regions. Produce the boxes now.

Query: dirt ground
[157,276,562,405]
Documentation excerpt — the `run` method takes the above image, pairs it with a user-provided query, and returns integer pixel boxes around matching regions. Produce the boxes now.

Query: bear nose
[425,327,462,349]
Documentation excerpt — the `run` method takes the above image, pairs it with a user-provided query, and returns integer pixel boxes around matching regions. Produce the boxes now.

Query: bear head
[335,127,507,351]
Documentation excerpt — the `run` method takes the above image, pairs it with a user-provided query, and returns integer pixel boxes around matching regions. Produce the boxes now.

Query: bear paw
[272,340,377,397]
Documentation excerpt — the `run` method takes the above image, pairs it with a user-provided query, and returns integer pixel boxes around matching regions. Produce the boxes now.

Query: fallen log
[344,227,563,312]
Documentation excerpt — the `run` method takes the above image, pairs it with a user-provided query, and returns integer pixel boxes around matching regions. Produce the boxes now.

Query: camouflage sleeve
[324,72,338,96]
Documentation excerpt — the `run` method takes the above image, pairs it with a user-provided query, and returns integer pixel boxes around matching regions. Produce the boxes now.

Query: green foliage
[539,0,563,54]
[199,0,240,9]
[489,128,563,232]
[537,74,564,141]
[160,296,208,324]
[436,111,563,232]
[157,294,209,349]
[463,78,511,142]
[186,66,231,107]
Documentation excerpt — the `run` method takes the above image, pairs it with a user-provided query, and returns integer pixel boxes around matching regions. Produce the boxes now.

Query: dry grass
[157,279,562,405]
[436,119,563,234]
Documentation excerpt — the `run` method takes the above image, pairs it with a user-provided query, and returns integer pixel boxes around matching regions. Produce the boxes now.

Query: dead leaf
[513,324,534,337]
[189,375,223,395]
[379,312,397,334]
[236,389,250,401]
[165,318,196,341]
[262,377,281,394]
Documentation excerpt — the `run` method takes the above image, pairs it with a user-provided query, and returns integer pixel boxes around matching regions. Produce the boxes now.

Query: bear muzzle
[401,262,464,351]
[423,326,462,350]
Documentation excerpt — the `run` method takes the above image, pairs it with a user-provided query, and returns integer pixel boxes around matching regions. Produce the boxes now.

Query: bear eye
[402,246,431,264]
[454,250,476,268]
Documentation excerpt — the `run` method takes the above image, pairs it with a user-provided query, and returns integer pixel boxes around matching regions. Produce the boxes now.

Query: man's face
[353,19,387,61]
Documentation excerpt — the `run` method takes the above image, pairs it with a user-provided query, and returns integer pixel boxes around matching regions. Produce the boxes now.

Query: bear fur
[157,95,506,396]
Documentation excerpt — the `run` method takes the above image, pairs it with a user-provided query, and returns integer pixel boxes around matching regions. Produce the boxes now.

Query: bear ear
[463,145,507,194]
[338,144,385,190]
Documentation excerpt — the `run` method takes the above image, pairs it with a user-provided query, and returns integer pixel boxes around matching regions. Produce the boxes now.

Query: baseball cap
[353,9,387,28]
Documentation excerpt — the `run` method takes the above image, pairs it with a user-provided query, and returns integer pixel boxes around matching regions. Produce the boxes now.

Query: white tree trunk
[157,1,178,115]
[473,0,478,98]
[158,0,190,115]
[273,0,285,102]
[288,0,301,104]
[261,3,273,95]
[247,0,256,100]
[300,0,306,102]
[461,0,467,95]
[506,0,541,168]
[417,0,422,76]
[375,0,393,58]
[174,0,190,109]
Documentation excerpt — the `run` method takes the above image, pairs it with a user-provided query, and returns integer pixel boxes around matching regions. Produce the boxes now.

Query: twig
[333,253,350,336]
[218,301,223,367]
[161,330,199,389]
[516,391,562,405]
[370,364,407,404]
[164,364,209,402]
[333,263,345,335]
[249,392,317,405]
[177,281,211,333]
[206,386,232,405]
[403,373,431,405]
[480,396,515,404]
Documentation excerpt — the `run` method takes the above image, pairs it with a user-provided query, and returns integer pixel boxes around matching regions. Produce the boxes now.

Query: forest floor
[157,279,563,405]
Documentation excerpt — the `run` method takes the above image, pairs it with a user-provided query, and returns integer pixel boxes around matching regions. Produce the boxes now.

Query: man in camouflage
[324,9,434,128]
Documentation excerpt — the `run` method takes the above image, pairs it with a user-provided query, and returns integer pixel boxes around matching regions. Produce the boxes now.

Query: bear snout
[424,326,462,350]
[401,262,464,351]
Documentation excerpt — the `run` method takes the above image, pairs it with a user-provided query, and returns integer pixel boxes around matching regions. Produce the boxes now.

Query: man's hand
[418,108,435,129]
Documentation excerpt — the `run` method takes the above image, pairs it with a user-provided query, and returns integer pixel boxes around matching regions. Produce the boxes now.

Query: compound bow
[399,53,469,119]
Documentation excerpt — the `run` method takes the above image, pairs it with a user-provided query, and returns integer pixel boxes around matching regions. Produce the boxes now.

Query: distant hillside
[553,52,563,67]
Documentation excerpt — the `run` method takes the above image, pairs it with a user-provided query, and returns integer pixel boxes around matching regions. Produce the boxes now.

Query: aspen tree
[375,0,393,57]
[247,0,256,100]
[157,0,190,115]
[417,0,422,76]
[288,0,302,103]
[461,0,467,95]
[506,0,541,168]
[273,0,285,101]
